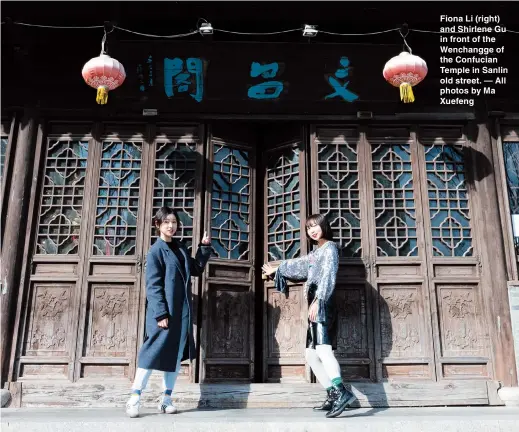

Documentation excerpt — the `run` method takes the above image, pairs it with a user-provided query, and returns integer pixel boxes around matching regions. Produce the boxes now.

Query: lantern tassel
[399,83,415,103]
[96,86,108,105]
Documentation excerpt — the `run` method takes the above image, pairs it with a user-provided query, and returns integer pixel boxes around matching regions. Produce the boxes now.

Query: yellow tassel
[96,86,108,105]
[399,83,415,103]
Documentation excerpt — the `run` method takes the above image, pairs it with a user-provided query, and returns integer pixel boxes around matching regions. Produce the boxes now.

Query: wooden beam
[470,106,518,387]
[0,107,40,385]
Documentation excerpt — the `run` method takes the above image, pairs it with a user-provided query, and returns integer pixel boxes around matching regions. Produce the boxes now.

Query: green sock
[331,377,343,387]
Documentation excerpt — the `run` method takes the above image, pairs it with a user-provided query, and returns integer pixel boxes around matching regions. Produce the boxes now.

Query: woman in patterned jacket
[262,214,356,418]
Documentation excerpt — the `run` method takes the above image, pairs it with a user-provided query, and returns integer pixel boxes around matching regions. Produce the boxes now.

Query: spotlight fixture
[199,22,213,35]
[303,24,318,37]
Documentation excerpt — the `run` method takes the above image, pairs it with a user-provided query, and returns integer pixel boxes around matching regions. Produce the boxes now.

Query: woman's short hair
[305,213,334,244]
[153,206,180,236]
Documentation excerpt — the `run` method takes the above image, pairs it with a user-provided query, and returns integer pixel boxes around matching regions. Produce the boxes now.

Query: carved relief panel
[83,285,131,358]
[437,286,486,358]
[207,285,250,360]
[265,286,306,382]
[24,284,72,357]
[379,285,427,359]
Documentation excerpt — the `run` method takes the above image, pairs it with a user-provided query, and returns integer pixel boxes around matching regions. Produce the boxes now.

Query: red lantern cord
[82,26,126,105]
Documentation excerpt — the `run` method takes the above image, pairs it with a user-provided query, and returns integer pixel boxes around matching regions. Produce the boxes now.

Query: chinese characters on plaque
[140,56,360,103]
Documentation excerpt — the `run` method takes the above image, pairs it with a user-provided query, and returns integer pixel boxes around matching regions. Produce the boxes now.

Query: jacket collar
[156,238,190,282]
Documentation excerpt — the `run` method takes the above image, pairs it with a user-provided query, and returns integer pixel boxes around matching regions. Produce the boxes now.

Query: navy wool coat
[137,238,212,372]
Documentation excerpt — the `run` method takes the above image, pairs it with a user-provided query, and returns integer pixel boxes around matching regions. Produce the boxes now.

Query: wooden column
[471,112,518,387]
[0,107,39,385]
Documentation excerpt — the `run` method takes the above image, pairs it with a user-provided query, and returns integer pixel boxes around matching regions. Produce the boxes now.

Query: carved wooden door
[71,123,152,382]
[416,126,492,381]
[310,124,492,383]
[261,125,310,383]
[199,123,309,383]
[199,124,258,382]
[14,123,152,382]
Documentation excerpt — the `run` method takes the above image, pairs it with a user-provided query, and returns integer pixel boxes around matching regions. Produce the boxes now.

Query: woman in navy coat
[126,206,213,418]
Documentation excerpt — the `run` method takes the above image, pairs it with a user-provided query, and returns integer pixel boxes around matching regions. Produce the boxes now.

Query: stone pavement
[2,407,519,432]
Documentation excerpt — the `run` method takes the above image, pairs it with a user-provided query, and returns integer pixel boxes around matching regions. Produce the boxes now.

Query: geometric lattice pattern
[504,142,519,215]
[372,142,418,257]
[316,133,362,258]
[266,145,301,261]
[36,139,89,255]
[211,143,250,260]
[152,134,198,251]
[93,140,142,256]
[425,143,472,257]
[503,142,519,251]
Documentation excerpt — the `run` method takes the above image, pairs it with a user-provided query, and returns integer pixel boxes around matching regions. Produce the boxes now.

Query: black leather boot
[313,388,334,411]
[325,383,356,418]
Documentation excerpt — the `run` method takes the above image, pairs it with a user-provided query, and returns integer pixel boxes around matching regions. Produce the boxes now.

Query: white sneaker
[126,395,140,418]
[158,395,178,414]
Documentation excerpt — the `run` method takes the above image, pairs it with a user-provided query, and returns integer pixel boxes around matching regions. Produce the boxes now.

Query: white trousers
[305,345,342,389]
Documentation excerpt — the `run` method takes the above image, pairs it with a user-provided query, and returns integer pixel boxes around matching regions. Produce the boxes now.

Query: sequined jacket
[274,241,339,323]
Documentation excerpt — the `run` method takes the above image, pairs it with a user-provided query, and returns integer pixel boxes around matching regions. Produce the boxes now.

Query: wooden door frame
[261,123,310,383]
[493,120,519,282]
[1,115,18,244]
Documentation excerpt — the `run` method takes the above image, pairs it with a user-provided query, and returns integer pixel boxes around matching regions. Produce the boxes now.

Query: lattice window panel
[36,138,89,255]
[372,142,418,257]
[504,142,519,215]
[211,143,251,260]
[316,132,361,258]
[424,143,472,257]
[503,142,519,249]
[266,145,301,261]
[151,133,199,251]
[93,139,142,256]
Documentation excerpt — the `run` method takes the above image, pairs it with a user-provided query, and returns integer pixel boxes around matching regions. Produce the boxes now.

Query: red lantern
[383,51,427,103]
[82,53,126,105]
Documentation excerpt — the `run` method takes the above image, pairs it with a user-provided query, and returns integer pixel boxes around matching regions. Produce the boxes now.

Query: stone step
[2,407,519,432]
[8,380,501,408]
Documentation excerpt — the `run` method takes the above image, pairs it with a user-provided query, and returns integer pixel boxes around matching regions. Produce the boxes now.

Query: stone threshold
[6,380,503,408]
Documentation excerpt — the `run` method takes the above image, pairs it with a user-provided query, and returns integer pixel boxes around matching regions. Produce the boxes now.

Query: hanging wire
[1,20,518,37]
[113,26,199,39]
[4,21,104,29]
[410,28,443,34]
[319,27,399,36]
